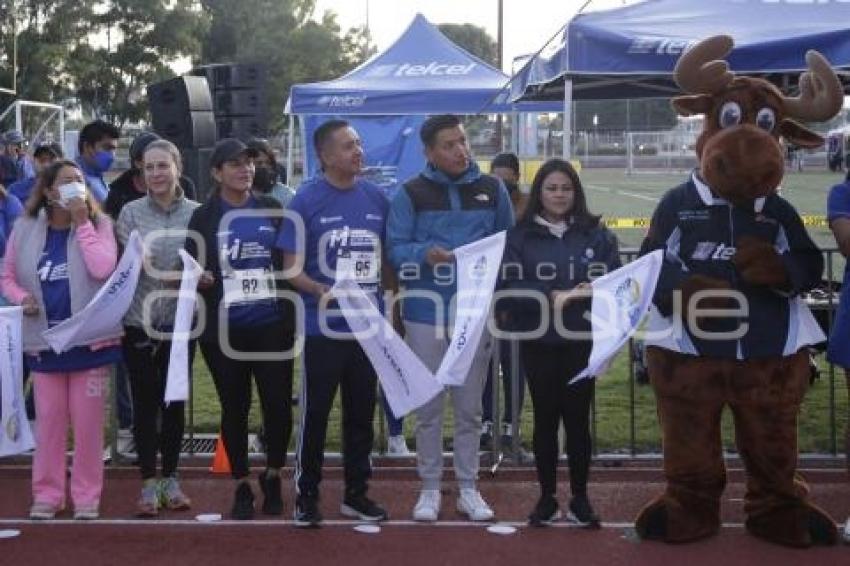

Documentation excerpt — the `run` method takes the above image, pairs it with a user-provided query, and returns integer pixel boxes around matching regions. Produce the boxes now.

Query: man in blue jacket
[75,120,120,204]
[387,114,513,522]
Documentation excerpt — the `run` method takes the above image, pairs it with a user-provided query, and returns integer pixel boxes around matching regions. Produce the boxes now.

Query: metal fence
[106,248,847,465]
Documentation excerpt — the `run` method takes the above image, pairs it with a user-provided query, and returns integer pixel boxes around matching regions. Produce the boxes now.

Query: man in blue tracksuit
[387,114,513,522]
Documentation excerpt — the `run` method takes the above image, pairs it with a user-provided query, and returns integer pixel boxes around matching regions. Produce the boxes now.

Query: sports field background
[173,167,849,456]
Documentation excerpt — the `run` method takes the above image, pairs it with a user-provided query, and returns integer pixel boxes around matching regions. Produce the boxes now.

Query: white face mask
[56,181,87,208]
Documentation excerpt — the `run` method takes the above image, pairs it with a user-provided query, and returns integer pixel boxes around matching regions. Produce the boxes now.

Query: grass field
[177,167,848,456]
[580,168,844,251]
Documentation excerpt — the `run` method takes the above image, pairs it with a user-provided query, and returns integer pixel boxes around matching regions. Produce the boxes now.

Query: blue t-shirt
[827,180,850,367]
[27,228,121,372]
[217,195,282,328]
[7,177,35,204]
[276,177,389,336]
[0,194,23,258]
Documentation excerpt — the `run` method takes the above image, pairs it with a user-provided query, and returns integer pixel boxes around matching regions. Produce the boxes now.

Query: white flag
[0,307,35,457]
[569,250,663,383]
[332,277,443,417]
[436,231,506,386]
[42,231,144,353]
[164,250,203,405]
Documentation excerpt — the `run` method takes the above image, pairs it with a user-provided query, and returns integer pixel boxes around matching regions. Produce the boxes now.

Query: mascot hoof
[808,506,838,546]
[746,504,837,547]
[634,500,668,541]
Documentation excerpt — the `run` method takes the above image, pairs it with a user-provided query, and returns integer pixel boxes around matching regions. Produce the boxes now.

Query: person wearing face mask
[246,138,295,207]
[75,120,121,204]
[1,160,121,521]
[8,143,63,204]
[500,158,620,528]
[185,138,296,521]
[387,114,514,523]
[0,130,35,187]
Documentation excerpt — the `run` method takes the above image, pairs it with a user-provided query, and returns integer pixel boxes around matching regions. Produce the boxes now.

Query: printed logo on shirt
[320,215,344,224]
[365,213,383,221]
[220,238,271,263]
[474,193,490,203]
[37,259,69,282]
[691,241,736,261]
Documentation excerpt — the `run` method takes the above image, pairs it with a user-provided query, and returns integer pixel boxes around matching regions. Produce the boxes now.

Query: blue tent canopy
[512,0,850,102]
[287,13,556,115]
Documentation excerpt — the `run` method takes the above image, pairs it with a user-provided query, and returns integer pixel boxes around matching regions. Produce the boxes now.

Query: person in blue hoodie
[387,114,513,523]
[74,120,120,204]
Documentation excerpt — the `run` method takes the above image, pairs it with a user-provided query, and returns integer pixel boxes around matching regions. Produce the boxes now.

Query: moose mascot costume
[636,35,843,547]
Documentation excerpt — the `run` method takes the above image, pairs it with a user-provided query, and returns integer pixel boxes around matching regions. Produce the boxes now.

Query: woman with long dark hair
[500,158,620,528]
[2,160,121,520]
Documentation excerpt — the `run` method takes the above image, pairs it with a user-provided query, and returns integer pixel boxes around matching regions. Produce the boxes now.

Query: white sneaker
[412,489,441,522]
[457,488,494,521]
[387,435,410,456]
[117,428,135,456]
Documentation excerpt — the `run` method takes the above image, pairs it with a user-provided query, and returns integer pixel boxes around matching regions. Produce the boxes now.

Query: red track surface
[1,461,849,566]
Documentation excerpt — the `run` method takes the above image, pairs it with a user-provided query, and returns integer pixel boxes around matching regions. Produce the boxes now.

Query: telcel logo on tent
[366,62,477,78]
[316,95,367,108]
[627,37,697,56]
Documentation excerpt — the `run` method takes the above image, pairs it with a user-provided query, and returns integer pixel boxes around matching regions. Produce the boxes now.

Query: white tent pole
[562,79,572,160]
[287,113,295,187]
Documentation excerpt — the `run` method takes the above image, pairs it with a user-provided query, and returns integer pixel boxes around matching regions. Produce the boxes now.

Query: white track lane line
[585,184,660,203]
[0,518,746,529]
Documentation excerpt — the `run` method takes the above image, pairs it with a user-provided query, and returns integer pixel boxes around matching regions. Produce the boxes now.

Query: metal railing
[106,247,847,465]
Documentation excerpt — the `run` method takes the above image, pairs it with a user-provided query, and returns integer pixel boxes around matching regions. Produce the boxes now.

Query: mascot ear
[671,95,713,117]
[778,119,825,149]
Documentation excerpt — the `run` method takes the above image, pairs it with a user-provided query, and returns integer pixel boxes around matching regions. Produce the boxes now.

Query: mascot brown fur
[634,35,844,548]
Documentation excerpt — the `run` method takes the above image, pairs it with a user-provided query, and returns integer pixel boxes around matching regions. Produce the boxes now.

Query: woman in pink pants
[1,159,121,520]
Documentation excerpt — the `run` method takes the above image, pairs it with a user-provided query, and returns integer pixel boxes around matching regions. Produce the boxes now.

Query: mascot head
[672,35,843,206]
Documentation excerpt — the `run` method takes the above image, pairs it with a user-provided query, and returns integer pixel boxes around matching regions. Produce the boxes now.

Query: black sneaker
[340,494,388,522]
[231,481,255,520]
[294,495,322,528]
[528,495,562,527]
[258,470,283,516]
[567,494,601,529]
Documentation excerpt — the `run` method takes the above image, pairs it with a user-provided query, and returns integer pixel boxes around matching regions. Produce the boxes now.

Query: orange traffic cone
[210,434,231,474]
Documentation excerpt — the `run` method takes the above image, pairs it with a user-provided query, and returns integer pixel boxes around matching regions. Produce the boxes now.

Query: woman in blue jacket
[501,158,620,528]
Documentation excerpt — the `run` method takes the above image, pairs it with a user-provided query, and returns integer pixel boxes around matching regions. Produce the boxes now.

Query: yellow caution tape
[602,215,828,229]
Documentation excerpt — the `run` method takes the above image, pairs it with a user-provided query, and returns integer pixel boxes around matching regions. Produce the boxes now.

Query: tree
[198,0,375,132]
[1,0,208,128]
[437,23,497,67]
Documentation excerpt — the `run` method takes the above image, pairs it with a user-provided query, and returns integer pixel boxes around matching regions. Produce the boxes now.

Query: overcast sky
[311,0,634,73]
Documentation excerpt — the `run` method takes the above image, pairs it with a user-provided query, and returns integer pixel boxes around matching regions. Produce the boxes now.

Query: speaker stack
[192,63,268,141]
[147,75,217,201]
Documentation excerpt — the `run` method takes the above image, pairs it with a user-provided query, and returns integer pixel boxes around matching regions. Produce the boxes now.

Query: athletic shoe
[340,494,388,522]
[412,489,441,522]
[528,495,561,526]
[117,428,135,456]
[567,494,601,528]
[29,501,59,520]
[457,488,494,522]
[387,434,411,456]
[230,481,255,520]
[294,495,322,528]
[73,504,99,520]
[258,470,283,516]
[159,477,191,511]
[136,479,160,517]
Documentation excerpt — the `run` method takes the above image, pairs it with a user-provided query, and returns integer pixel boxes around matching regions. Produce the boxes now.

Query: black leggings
[123,326,196,479]
[521,340,594,498]
[199,319,294,479]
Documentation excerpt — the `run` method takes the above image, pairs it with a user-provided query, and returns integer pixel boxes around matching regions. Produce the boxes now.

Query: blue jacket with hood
[387,162,514,326]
